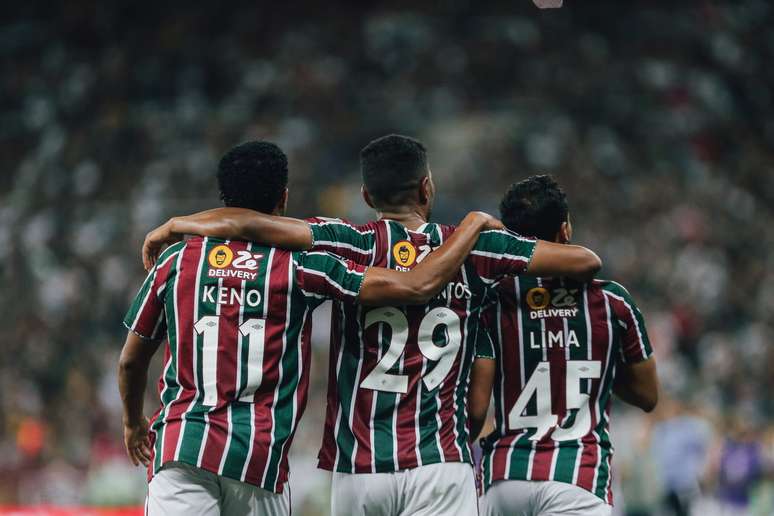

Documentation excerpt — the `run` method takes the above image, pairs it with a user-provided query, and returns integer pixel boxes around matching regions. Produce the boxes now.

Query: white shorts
[146,461,290,516]
[484,479,611,516]
[331,462,479,516]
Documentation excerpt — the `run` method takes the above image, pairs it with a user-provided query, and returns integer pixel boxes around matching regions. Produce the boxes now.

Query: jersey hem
[483,475,612,506]
[317,455,473,474]
[152,458,288,494]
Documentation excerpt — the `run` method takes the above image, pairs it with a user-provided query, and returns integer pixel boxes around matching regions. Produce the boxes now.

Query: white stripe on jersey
[174,237,210,461]
[603,290,648,360]
[260,252,294,486]
[313,240,373,255]
[313,219,376,236]
[153,247,186,474]
[296,265,362,297]
[331,303,348,472]
[241,246,275,481]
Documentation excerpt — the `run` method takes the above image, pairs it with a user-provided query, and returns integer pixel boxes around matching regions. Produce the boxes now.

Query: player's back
[125,236,317,493]
[310,218,536,474]
[480,276,652,504]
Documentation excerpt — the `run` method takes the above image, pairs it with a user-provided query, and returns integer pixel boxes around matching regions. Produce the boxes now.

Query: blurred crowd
[1,1,773,514]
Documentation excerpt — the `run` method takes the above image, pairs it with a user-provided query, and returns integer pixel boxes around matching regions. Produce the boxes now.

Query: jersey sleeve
[123,243,182,340]
[306,217,376,265]
[468,229,537,285]
[295,251,368,304]
[603,281,653,363]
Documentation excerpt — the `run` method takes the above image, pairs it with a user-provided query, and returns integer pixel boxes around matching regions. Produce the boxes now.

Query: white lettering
[528,329,581,349]
[246,290,261,307]
[202,286,216,304]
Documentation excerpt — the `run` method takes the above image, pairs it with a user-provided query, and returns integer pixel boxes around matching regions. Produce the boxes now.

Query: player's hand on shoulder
[142,218,182,271]
[463,211,505,232]
[123,416,152,467]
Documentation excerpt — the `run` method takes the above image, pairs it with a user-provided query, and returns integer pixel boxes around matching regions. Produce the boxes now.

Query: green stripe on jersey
[551,281,589,483]
[509,276,545,480]
[262,285,307,489]
[177,238,218,465]
[151,243,186,473]
[219,243,272,478]
[333,306,360,473]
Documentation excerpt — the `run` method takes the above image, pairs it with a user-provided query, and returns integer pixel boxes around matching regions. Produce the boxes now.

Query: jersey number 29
[360,306,461,394]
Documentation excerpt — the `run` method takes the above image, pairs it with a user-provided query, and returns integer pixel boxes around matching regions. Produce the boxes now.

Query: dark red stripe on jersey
[353,311,378,471]
[133,256,176,335]
[436,329,463,463]
[492,433,520,480]
[244,251,291,485]
[318,303,344,470]
[575,285,611,491]
[201,242,250,473]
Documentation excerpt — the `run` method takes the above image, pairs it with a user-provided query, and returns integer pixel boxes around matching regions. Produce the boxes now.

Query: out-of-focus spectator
[1,1,773,514]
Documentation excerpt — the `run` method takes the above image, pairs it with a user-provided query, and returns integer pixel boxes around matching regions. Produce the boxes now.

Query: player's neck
[375,208,428,231]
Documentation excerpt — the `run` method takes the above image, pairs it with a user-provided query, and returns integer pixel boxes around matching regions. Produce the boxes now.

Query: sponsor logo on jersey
[526,287,580,319]
[209,245,234,268]
[392,240,417,268]
[207,245,264,281]
[526,287,550,310]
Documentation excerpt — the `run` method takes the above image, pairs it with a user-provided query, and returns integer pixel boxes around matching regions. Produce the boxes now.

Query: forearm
[527,241,602,281]
[170,208,313,249]
[468,357,495,442]
[614,359,659,412]
[469,414,486,443]
[118,359,149,426]
[404,212,488,299]
[118,333,160,425]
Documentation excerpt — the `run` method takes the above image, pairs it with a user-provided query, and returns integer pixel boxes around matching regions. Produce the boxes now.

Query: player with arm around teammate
[118,141,500,516]
[468,175,659,516]
[141,135,603,516]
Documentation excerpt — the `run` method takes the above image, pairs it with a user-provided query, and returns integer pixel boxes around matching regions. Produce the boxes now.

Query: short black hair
[360,134,428,207]
[217,141,288,213]
[499,175,569,240]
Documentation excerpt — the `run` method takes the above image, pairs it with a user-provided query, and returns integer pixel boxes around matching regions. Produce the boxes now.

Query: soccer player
[468,175,659,516]
[118,141,502,515]
[142,135,603,516]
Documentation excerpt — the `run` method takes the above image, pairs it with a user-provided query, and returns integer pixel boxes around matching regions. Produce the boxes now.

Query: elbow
[407,276,441,304]
[573,250,602,281]
[118,354,141,376]
[583,251,603,276]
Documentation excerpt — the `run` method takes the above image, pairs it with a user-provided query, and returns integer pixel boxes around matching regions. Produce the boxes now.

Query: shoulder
[595,279,633,300]
[474,229,536,253]
[156,240,187,266]
[306,216,378,234]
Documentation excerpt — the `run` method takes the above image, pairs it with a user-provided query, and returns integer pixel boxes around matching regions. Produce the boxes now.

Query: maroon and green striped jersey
[123,237,366,493]
[478,276,653,504]
[306,218,537,474]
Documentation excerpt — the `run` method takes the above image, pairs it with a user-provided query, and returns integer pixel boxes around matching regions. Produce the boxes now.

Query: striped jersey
[306,218,537,473]
[478,277,653,504]
[123,237,367,493]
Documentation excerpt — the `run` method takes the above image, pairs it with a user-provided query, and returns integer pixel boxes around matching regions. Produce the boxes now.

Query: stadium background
[1,1,773,514]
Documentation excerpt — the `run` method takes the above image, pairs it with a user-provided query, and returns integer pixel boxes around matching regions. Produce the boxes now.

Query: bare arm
[614,357,659,412]
[526,240,602,282]
[468,357,496,442]
[358,212,502,306]
[118,331,162,466]
[143,208,312,270]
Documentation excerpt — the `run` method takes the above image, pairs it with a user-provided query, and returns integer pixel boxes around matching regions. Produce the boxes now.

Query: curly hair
[217,141,288,213]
